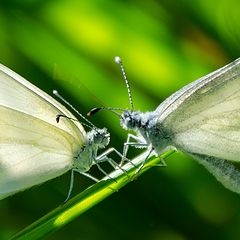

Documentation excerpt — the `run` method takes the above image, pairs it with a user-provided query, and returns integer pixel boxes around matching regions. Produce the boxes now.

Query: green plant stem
[10,149,176,240]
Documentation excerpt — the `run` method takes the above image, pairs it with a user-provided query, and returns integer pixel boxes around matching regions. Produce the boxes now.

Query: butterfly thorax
[73,128,110,172]
[120,110,172,153]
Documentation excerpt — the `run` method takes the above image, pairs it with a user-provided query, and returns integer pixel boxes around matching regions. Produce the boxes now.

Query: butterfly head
[90,127,110,149]
[120,110,141,131]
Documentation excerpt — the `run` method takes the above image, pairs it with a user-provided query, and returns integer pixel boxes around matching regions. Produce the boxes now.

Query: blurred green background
[0,0,240,239]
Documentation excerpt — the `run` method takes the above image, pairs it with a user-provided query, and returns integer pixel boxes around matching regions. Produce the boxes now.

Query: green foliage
[0,0,240,240]
[10,150,175,240]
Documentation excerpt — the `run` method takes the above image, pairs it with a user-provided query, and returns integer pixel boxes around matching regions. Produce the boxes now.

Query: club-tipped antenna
[56,114,92,129]
[53,90,96,128]
[87,107,125,117]
[114,56,134,112]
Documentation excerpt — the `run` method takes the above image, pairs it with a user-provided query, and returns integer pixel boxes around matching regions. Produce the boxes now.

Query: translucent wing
[157,58,240,161]
[187,153,240,194]
[0,64,86,142]
[0,106,81,199]
[0,64,85,199]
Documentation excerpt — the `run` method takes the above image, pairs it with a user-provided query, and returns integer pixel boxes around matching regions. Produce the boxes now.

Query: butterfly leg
[121,133,148,166]
[152,157,167,167]
[95,162,117,183]
[135,146,154,175]
[96,148,132,179]
[152,146,177,167]
[65,169,100,202]
[98,147,136,169]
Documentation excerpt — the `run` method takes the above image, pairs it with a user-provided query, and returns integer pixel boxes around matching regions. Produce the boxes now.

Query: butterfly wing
[156,58,240,193]
[0,64,85,199]
[157,58,240,161]
[0,64,85,141]
[0,106,81,199]
[187,153,240,194]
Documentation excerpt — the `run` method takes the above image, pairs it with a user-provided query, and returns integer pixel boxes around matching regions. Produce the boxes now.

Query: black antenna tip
[56,114,61,123]
[87,108,102,117]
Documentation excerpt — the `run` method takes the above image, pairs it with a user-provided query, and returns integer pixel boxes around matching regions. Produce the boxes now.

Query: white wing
[0,64,86,199]
[157,58,240,162]
[0,106,81,199]
[154,58,240,193]
[187,153,240,194]
[0,63,86,141]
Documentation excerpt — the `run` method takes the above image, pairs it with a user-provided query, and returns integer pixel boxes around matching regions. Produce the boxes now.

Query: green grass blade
[10,149,176,240]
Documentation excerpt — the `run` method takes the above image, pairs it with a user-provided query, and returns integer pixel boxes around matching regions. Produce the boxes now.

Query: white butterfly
[89,57,240,194]
[0,63,123,200]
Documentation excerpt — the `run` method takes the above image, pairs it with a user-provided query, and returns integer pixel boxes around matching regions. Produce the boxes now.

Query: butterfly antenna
[53,90,96,128]
[114,56,134,112]
[56,114,92,129]
[87,107,124,117]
